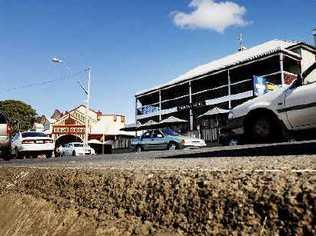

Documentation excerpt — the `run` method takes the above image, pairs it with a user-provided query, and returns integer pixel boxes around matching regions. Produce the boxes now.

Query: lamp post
[52,57,91,150]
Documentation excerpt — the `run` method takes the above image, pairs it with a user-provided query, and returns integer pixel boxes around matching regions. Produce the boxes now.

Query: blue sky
[0,0,315,122]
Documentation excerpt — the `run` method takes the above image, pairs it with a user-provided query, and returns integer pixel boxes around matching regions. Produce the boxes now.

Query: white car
[227,62,316,143]
[61,142,96,157]
[11,131,55,158]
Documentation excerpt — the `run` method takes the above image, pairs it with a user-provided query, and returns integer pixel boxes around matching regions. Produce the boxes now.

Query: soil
[0,161,315,235]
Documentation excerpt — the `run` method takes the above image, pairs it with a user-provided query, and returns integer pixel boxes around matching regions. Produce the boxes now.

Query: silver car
[131,128,206,152]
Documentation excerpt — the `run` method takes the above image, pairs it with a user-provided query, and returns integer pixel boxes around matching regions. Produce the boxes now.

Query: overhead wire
[2,69,86,92]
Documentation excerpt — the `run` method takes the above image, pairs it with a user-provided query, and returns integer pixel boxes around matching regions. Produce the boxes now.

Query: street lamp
[51,57,91,152]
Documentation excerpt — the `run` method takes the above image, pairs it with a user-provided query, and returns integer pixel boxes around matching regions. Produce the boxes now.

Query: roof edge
[136,46,300,97]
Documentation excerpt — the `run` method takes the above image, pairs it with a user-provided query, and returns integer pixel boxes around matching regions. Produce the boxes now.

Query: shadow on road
[163,141,316,159]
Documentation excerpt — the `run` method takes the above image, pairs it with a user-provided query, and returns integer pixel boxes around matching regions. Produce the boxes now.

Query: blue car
[131,128,206,152]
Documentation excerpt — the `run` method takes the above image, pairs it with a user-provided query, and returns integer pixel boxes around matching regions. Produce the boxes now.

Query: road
[1,140,316,171]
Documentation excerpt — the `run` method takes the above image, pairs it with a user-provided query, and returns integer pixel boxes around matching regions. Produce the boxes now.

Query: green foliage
[0,100,37,132]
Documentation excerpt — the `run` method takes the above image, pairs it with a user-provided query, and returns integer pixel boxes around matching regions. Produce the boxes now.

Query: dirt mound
[0,167,315,235]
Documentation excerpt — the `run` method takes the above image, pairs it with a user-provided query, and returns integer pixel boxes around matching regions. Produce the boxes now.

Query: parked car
[0,112,12,158]
[60,142,96,157]
[11,131,55,158]
[225,62,316,143]
[131,128,206,152]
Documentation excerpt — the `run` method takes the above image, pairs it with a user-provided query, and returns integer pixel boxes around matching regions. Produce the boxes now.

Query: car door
[284,80,316,129]
[140,131,153,151]
[151,130,168,150]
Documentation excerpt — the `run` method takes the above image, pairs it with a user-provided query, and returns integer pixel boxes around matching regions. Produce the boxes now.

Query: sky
[0,0,315,122]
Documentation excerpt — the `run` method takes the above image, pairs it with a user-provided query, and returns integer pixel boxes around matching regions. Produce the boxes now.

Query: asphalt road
[1,140,316,171]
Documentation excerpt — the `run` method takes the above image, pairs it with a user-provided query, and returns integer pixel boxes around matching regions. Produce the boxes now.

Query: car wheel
[250,116,277,143]
[168,142,178,151]
[136,145,142,153]
[46,152,53,158]
[15,148,20,159]
[1,147,11,160]
[72,150,76,156]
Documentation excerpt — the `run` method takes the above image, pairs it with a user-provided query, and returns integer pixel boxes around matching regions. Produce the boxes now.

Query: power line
[2,70,86,93]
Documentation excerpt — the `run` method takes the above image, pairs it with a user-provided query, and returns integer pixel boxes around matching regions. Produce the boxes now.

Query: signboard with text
[53,125,86,134]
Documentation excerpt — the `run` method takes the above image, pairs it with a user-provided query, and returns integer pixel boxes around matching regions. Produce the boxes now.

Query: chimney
[313,28,316,47]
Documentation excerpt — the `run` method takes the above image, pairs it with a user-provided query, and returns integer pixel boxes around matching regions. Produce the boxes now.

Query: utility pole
[84,67,91,151]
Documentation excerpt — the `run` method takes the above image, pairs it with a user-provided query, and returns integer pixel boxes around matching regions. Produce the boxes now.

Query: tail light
[44,140,53,143]
[22,140,35,144]
[7,125,12,135]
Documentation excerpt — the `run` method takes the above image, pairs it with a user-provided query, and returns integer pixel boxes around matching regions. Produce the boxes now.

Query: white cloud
[172,0,249,33]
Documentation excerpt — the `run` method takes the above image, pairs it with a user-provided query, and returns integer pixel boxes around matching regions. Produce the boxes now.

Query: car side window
[142,132,151,139]
[152,130,164,138]
[304,68,316,85]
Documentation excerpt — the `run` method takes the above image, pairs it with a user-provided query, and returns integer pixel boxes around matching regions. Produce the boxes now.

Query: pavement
[1,140,316,171]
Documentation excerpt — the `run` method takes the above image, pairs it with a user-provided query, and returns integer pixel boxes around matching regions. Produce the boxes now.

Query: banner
[253,76,267,97]
[142,105,160,115]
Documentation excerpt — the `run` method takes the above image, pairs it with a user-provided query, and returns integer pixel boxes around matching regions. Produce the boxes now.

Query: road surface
[1,140,316,171]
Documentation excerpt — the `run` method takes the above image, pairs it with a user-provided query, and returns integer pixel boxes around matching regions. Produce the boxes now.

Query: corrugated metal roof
[136,39,301,96]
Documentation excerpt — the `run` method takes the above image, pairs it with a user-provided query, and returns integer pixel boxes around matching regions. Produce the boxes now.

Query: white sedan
[61,142,96,157]
[11,131,55,158]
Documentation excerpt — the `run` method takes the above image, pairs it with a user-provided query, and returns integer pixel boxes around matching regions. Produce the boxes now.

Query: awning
[159,116,187,125]
[198,107,230,119]
[88,139,102,144]
[120,122,142,131]
[141,120,159,129]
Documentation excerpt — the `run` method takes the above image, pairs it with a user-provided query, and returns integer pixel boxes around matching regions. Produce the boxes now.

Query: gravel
[0,143,315,235]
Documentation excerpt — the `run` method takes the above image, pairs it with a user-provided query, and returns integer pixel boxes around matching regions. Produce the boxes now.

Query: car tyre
[1,147,11,160]
[15,148,21,159]
[250,115,279,143]
[136,145,143,153]
[168,142,178,151]
[46,152,53,159]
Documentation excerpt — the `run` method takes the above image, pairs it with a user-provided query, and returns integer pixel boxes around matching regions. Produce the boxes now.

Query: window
[22,132,47,138]
[304,68,316,84]
[142,131,151,139]
[162,128,179,136]
[0,113,7,124]
[152,130,164,138]
[74,143,84,147]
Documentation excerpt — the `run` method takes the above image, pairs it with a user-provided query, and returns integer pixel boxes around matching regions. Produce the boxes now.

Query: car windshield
[74,144,84,147]
[22,132,48,138]
[162,128,179,136]
[0,113,8,124]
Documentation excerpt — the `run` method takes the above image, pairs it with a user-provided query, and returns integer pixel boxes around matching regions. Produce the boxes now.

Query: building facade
[135,40,316,142]
[48,105,133,150]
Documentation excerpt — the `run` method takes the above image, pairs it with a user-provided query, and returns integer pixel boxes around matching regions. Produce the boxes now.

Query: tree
[0,100,37,133]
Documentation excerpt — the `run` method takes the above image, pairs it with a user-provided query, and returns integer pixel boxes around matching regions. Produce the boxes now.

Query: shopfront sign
[53,125,85,134]
[177,102,205,111]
